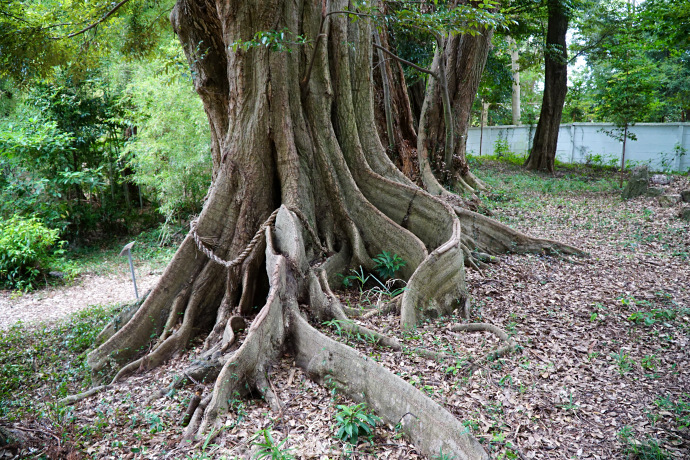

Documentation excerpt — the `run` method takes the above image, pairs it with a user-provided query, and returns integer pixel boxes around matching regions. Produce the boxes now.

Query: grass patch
[0,304,118,421]
[618,426,671,459]
[63,226,179,277]
[470,157,620,197]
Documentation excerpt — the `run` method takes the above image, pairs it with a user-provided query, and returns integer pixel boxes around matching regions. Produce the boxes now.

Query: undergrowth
[0,304,118,421]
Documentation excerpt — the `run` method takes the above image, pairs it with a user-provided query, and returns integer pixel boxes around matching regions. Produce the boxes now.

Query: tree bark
[524,0,569,173]
[508,36,521,126]
[417,21,494,195]
[372,23,420,183]
[83,1,583,457]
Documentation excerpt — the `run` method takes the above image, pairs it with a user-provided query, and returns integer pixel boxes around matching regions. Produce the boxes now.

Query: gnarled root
[291,305,488,460]
[137,207,488,459]
[451,322,517,371]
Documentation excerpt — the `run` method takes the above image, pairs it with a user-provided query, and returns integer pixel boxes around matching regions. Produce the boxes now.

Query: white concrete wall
[466,123,690,172]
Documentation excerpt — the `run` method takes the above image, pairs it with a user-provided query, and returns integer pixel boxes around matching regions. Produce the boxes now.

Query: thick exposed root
[401,219,467,327]
[453,206,586,266]
[290,305,488,460]
[190,226,289,440]
[159,207,487,459]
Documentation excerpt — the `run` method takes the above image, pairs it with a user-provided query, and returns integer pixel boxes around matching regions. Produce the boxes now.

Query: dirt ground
[0,265,162,331]
[1,167,689,459]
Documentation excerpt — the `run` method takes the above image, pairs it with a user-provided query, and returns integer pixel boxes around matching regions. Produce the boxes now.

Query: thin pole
[120,242,139,300]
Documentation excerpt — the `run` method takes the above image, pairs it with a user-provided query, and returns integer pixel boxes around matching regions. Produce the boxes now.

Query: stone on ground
[680,206,690,221]
[646,186,665,197]
[622,166,649,200]
[658,194,681,208]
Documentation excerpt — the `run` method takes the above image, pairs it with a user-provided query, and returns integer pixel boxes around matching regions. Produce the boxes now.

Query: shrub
[334,403,380,445]
[0,215,63,290]
[372,251,406,280]
[121,45,212,222]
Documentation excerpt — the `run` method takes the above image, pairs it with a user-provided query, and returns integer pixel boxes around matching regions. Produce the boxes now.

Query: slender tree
[524,0,570,173]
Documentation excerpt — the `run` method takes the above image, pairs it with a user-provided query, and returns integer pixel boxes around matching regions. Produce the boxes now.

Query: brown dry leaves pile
[4,166,690,459]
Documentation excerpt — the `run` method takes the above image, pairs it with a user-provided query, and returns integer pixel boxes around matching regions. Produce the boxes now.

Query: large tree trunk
[524,0,569,173]
[82,1,582,457]
[417,24,494,196]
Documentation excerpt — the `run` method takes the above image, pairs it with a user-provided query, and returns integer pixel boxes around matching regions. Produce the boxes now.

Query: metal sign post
[119,241,139,300]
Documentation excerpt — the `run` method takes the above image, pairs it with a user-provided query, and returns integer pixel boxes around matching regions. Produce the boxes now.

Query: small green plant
[655,395,690,429]
[372,251,406,280]
[557,393,580,412]
[0,214,64,290]
[432,447,457,460]
[493,137,511,157]
[641,354,659,372]
[444,358,469,376]
[627,309,676,327]
[339,266,369,289]
[611,351,633,375]
[251,427,295,460]
[618,426,670,459]
[618,295,635,307]
[144,411,164,433]
[334,403,381,445]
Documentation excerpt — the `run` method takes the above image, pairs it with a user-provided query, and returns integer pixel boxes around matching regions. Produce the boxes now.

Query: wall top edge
[469,123,690,129]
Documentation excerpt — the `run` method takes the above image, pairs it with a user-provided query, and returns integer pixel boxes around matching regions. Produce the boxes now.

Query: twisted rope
[189,207,328,269]
[190,208,280,268]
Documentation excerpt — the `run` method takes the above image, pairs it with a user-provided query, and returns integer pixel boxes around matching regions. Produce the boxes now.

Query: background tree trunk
[508,36,521,126]
[417,24,494,195]
[524,0,569,173]
[372,24,420,183]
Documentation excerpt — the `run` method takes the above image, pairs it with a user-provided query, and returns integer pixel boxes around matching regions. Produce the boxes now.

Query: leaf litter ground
[1,162,688,459]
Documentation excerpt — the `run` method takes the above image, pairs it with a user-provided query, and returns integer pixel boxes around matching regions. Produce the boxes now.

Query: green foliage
[334,403,381,445]
[0,215,63,290]
[611,351,633,375]
[568,0,690,123]
[0,0,172,82]
[339,266,370,290]
[655,395,690,430]
[372,251,406,280]
[492,137,522,162]
[618,426,670,459]
[120,43,212,221]
[0,304,116,420]
[251,428,295,460]
[432,447,457,460]
[627,309,677,327]
[230,29,308,53]
[0,71,151,240]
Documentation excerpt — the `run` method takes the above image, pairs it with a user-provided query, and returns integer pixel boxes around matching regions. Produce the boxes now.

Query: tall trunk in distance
[508,36,521,125]
[81,1,583,458]
[417,22,494,196]
[524,0,569,173]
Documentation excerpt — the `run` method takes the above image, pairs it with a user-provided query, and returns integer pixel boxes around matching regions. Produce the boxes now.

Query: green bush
[372,251,406,280]
[0,215,63,290]
[120,43,212,222]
